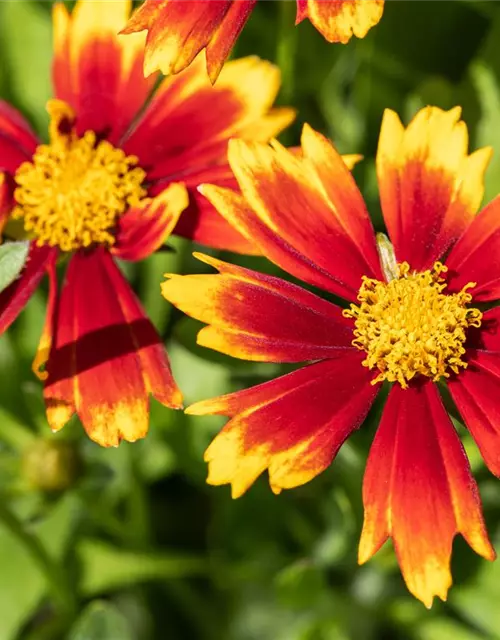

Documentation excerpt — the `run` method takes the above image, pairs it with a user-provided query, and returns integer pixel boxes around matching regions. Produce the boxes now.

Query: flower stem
[0,501,77,621]
[276,0,298,106]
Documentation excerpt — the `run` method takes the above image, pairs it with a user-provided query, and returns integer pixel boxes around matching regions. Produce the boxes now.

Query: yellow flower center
[343,262,482,388]
[12,100,146,252]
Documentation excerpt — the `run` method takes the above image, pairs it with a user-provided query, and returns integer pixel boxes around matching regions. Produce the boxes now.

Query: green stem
[0,502,77,621]
[276,0,298,106]
[124,444,151,548]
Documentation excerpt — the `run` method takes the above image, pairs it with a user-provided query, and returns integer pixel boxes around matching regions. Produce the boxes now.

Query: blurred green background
[2,0,500,638]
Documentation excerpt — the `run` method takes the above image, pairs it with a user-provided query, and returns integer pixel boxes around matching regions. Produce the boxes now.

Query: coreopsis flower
[161,106,500,606]
[123,0,384,81]
[0,0,292,446]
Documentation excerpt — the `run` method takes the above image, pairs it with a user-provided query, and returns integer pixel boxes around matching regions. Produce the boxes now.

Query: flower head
[0,0,292,446]
[161,106,499,606]
[122,0,384,81]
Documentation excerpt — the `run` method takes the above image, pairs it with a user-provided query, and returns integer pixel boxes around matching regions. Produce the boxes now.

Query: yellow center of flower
[343,262,482,388]
[12,100,146,252]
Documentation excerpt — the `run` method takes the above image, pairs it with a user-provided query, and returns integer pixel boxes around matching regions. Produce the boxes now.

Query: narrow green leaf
[79,539,207,596]
[0,242,30,294]
[69,601,133,640]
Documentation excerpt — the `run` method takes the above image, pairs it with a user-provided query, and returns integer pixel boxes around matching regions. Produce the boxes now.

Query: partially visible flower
[122,0,384,81]
[0,0,292,446]
[161,107,499,607]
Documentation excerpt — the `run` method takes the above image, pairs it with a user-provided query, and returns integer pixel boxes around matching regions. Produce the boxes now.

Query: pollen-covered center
[12,100,146,252]
[343,262,482,388]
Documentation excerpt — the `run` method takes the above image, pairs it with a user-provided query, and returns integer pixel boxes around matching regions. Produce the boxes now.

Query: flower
[0,0,292,446]
[161,106,499,606]
[122,0,384,81]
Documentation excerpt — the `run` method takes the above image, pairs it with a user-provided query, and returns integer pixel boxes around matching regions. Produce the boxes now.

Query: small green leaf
[79,539,207,596]
[69,601,133,640]
[0,242,30,294]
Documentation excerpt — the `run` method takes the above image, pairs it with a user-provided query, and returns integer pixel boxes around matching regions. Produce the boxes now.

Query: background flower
[0,0,292,446]
[122,0,384,80]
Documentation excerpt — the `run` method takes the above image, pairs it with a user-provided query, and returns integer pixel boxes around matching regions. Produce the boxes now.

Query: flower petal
[122,0,256,81]
[301,0,384,43]
[112,183,189,262]
[448,312,500,477]
[359,382,494,609]
[44,248,181,447]
[33,256,58,382]
[0,243,55,334]
[201,132,382,301]
[445,195,500,301]
[204,0,258,83]
[162,252,355,362]
[0,173,14,237]
[0,100,38,161]
[377,107,491,271]
[173,186,258,254]
[148,165,257,253]
[187,354,379,497]
[123,55,291,182]
[52,0,155,144]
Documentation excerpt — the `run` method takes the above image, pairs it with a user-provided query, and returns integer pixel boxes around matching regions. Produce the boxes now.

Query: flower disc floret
[343,262,482,388]
[12,100,146,252]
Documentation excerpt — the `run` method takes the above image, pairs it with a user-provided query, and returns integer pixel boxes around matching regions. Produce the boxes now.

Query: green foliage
[0,242,30,294]
[1,1,500,639]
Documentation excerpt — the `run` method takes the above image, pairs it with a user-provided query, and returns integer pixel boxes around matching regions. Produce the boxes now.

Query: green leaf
[0,242,30,294]
[78,539,207,596]
[69,601,133,640]
[0,496,76,640]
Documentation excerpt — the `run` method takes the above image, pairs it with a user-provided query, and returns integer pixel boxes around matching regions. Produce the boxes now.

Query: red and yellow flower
[0,0,292,446]
[123,0,384,81]
[161,106,500,606]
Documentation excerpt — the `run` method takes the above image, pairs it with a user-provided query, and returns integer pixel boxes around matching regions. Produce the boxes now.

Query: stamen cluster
[12,114,146,252]
[343,262,482,388]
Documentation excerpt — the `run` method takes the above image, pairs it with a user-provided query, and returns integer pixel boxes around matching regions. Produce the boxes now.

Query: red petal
[33,256,58,381]
[162,252,355,362]
[0,173,14,236]
[187,354,379,497]
[112,183,189,262]
[173,186,258,254]
[0,243,55,334]
[445,195,500,301]
[52,1,156,144]
[448,336,500,477]
[148,166,257,254]
[0,100,38,159]
[122,0,232,78]
[377,107,491,271]
[359,382,494,608]
[44,248,181,446]
[201,133,382,302]
[123,55,288,182]
[205,1,257,83]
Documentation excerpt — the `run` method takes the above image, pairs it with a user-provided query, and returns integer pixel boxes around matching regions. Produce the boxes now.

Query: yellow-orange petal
[122,0,258,81]
[359,382,494,608]
[377,106,491,271]
[189,355,379,497]
[162,252,354,362]
[298,0,384,43]
[52,0,155,144]
[201,133,381,301]
[122,0,236,79]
